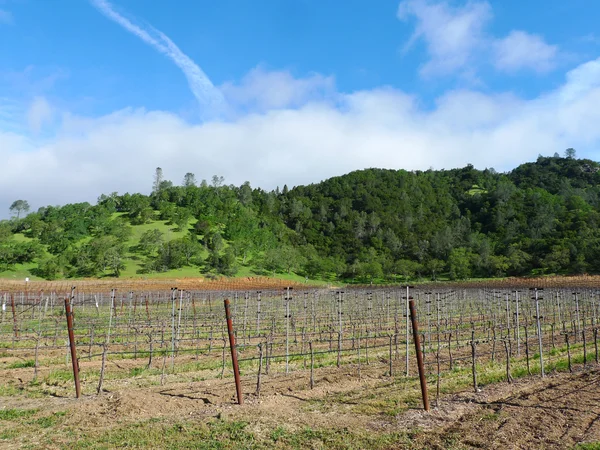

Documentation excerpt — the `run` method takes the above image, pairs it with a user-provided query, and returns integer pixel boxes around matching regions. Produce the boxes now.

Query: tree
[448,248,472,280]
[183,172,197,187]
[395,259,418,281]
[105,246,126,277]
[173,207,191,231]
[9,200,30,219]
[211,175,225,188]
[205,247,238,276]
[138,229,164,255]
[153,167,163,193]
[238,182,253,206]
[426,259,445,280]
[565,148,576,159]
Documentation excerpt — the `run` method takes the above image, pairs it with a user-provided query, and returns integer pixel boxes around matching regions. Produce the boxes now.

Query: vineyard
[2,279,600,448]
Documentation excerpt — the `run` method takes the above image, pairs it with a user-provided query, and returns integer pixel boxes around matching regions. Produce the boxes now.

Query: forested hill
[2,153,600,282]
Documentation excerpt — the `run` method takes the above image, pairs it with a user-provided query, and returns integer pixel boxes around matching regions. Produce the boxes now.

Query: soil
[3,360,600,449]
[402,369,600,449]
[3,274,600,295]
[0,277,310,294]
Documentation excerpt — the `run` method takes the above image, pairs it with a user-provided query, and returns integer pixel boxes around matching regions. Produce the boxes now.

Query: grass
[58,418,409,450]
[0,408,38,421]
[28,411,67,429]
[0,214,329,285]
[0,408,410,450]
[7,359,35,369]
[0,337,596,448]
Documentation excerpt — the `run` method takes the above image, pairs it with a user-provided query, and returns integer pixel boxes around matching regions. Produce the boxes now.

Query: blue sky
[1,0,600,216]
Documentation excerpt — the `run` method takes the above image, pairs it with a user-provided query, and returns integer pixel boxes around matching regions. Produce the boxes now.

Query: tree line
[2,150,600,282]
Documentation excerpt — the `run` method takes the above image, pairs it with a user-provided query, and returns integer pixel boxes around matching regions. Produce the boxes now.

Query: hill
[1,154,600,283]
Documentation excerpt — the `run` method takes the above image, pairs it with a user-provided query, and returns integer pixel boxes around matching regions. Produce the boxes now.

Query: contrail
[90,0,226,115]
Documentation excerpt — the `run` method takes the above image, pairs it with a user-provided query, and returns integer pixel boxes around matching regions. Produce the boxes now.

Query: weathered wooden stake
[97,345,107,394]
[409,299,429,411]
[309,341,314,389]
[256,343,263,398]
[389,335,393,377]
[566,333,572,373]
[64,293,81,398]
[471,330,477,392]
[224,299,243,405]
[583,327,588,367]
[594,328,599,364]
[504,339,513,383]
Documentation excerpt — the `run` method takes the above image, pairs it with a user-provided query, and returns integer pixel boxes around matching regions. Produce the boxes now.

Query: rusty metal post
[409,300,429,411]
[224,299,243,405]
[64,292,81,398]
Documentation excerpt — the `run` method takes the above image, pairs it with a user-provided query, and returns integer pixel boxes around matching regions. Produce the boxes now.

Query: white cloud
[27,97,53,133]
[220,67,336,113]
[398,0,558,77]
[90,0,225,117]
[1,60,600,218]
[494,31,558,73]
[398,0,492,77]
[0,9,12,24]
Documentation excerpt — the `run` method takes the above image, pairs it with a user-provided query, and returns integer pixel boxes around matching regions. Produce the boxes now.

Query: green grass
[0,214,332,284]
[7,359,35,369]
[63,418,408,450]
[0,262,42,281]
[28,411,67,429]
[0,408,38,421]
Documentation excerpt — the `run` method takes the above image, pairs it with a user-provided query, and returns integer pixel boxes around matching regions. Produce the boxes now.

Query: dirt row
[4,274,600,295]
[0,276,309,294]
[3,357,600,449]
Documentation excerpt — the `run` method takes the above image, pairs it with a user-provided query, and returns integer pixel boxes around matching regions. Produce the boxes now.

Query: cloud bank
[1,55,600,217]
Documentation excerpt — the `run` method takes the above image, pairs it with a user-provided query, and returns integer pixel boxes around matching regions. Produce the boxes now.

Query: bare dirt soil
[4,273,600,294]
[0,276,308,294]
[3,361,600,449]
[404,369,600,449]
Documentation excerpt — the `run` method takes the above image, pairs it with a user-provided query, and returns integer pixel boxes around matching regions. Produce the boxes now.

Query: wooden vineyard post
[337,290,344,369]
[389,335,393,377]
[532,288,545,377]
[515,291,520,356]
[309,341,314,389]
[409,299,429,411]
[357,336,361,380]
[504,339,513,383]
[583,326,588,367]
[64,290,81,398]
[285,287,293,374]
[566,333,572,373]
[224,299,243,405]
[11,294,18,340]
[405,286,413,376]
[98,345,108,394]
[107,289,115,345]
[594,328,599,364]
[524,322,531,375]
[171,288,176,370]
[471,330,478,392]
[256,343,263,398]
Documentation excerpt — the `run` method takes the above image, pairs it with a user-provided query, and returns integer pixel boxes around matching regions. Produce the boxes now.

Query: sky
[1,0,600,217]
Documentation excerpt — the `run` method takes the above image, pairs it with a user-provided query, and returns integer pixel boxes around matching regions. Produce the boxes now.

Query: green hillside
[2,153,600,283]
